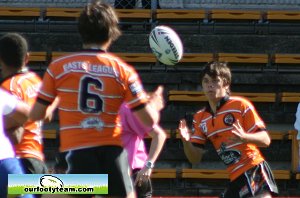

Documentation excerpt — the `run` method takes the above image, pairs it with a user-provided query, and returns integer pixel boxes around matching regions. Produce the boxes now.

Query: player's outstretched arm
[44,97,60,123]
[135,125,167,186]
[133,86,164,127]
[146,125,167,165]
[29,100,49,121]
[231,120,271,147]
[5,100,30,130]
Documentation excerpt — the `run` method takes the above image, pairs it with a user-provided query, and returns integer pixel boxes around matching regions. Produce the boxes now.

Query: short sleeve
[242,100,266,133]
[190,113,207,145]
[37,67,56,103]
[123,68,147,109]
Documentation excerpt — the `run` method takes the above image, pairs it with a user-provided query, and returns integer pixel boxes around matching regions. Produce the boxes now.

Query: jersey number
[79,76,103,113]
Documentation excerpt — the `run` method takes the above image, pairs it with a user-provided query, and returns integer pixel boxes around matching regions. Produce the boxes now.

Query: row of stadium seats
[29,51,300,64]
[168,90,300,103]
[2,7,300,34]
[0,7,300,20]
[2,7,300,22]
[28,51,300,72]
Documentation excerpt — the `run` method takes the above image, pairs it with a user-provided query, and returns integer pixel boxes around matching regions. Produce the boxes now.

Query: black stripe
[37,97,52,106]
[151,31,159,46]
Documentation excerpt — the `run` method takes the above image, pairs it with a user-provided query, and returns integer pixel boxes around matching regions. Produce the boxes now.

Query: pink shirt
[119,103,153,170]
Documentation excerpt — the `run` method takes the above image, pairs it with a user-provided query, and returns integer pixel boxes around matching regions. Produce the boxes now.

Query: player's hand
[134,166,152,187]
[149,86,164,111]
[179,119,191,141]
[231,120,247,143]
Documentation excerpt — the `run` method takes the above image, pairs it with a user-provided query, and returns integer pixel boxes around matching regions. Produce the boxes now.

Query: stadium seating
[28,52,48,74]
[274,54,300,64]
[274,54,300,72]
[155,9,206,32]
[0,7,41,18]
[45,7,81,19]
[218,53,269,72]
[156,9,206,20]
[151,169,177,179]
[218,53,268,63]
[266,11,300,34]
[210,9,262,20]
[267,11,300,21]
[45,8,151,20]
[43,129,57,139]
[280,92,300,102]
[180,53,214,63]
[0,7,42,31]
[29,51,47,62]
[44,7,152,31]
[181,169,290,180]
[209,9,263,34]
[168,90,276,102]
[115,9,152,20]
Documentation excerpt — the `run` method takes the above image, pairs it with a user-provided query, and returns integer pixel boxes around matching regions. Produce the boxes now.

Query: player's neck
[83,44,105,51]
[83,41,111,51]
[208,101,217,114]
[2,66,27,78]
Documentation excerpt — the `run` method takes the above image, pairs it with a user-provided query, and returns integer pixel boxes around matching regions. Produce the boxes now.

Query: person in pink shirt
[119,102,166,198]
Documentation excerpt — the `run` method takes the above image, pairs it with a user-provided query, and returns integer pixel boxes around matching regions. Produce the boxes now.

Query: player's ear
[25,52,29,65]
[223,78,230,87]
[223,78,230,94]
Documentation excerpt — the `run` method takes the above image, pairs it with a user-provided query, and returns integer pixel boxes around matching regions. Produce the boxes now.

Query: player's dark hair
[78,0,121,45]
[0,33,28,69]
[201,61,232,87]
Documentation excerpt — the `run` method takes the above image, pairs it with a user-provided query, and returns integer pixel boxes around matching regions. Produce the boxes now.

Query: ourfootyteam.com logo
[23,175,93,194]
[8,174,108,195]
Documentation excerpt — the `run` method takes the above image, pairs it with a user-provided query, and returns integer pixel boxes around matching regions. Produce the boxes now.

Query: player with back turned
[29,0,164,197]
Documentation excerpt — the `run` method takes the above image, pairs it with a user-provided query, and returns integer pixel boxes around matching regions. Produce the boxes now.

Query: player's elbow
[29,102,48,121]
[262,137,271,147]
[185,147,203,164]
[258,135,271,147]
[161,129,167,141]
[154,125,167,140]
[133,108,158,128]
[188,155,202,164]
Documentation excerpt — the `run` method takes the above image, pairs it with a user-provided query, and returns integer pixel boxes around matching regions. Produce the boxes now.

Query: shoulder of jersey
[195,107,206,114]
[229,95,254,107]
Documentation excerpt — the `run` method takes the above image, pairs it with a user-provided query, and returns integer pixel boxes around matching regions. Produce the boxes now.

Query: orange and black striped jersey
[1,69,43,161]
[37,50,148,152]
[190,95,266,181]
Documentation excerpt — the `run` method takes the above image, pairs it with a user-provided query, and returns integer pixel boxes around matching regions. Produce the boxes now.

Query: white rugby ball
[149,26,183,65]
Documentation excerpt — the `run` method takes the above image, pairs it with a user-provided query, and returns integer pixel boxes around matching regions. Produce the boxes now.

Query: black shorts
[66,146,134,197]
[222,161,279,198]
[132,168,152,198]
[20,157,48,174]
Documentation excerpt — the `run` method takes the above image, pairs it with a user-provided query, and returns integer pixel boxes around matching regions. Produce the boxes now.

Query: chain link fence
[0,0,299,9]
[111,0,159,9]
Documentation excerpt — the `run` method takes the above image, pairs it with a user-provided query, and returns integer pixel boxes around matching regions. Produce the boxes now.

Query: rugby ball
[40,175,64,188]
[149,26,183,65]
